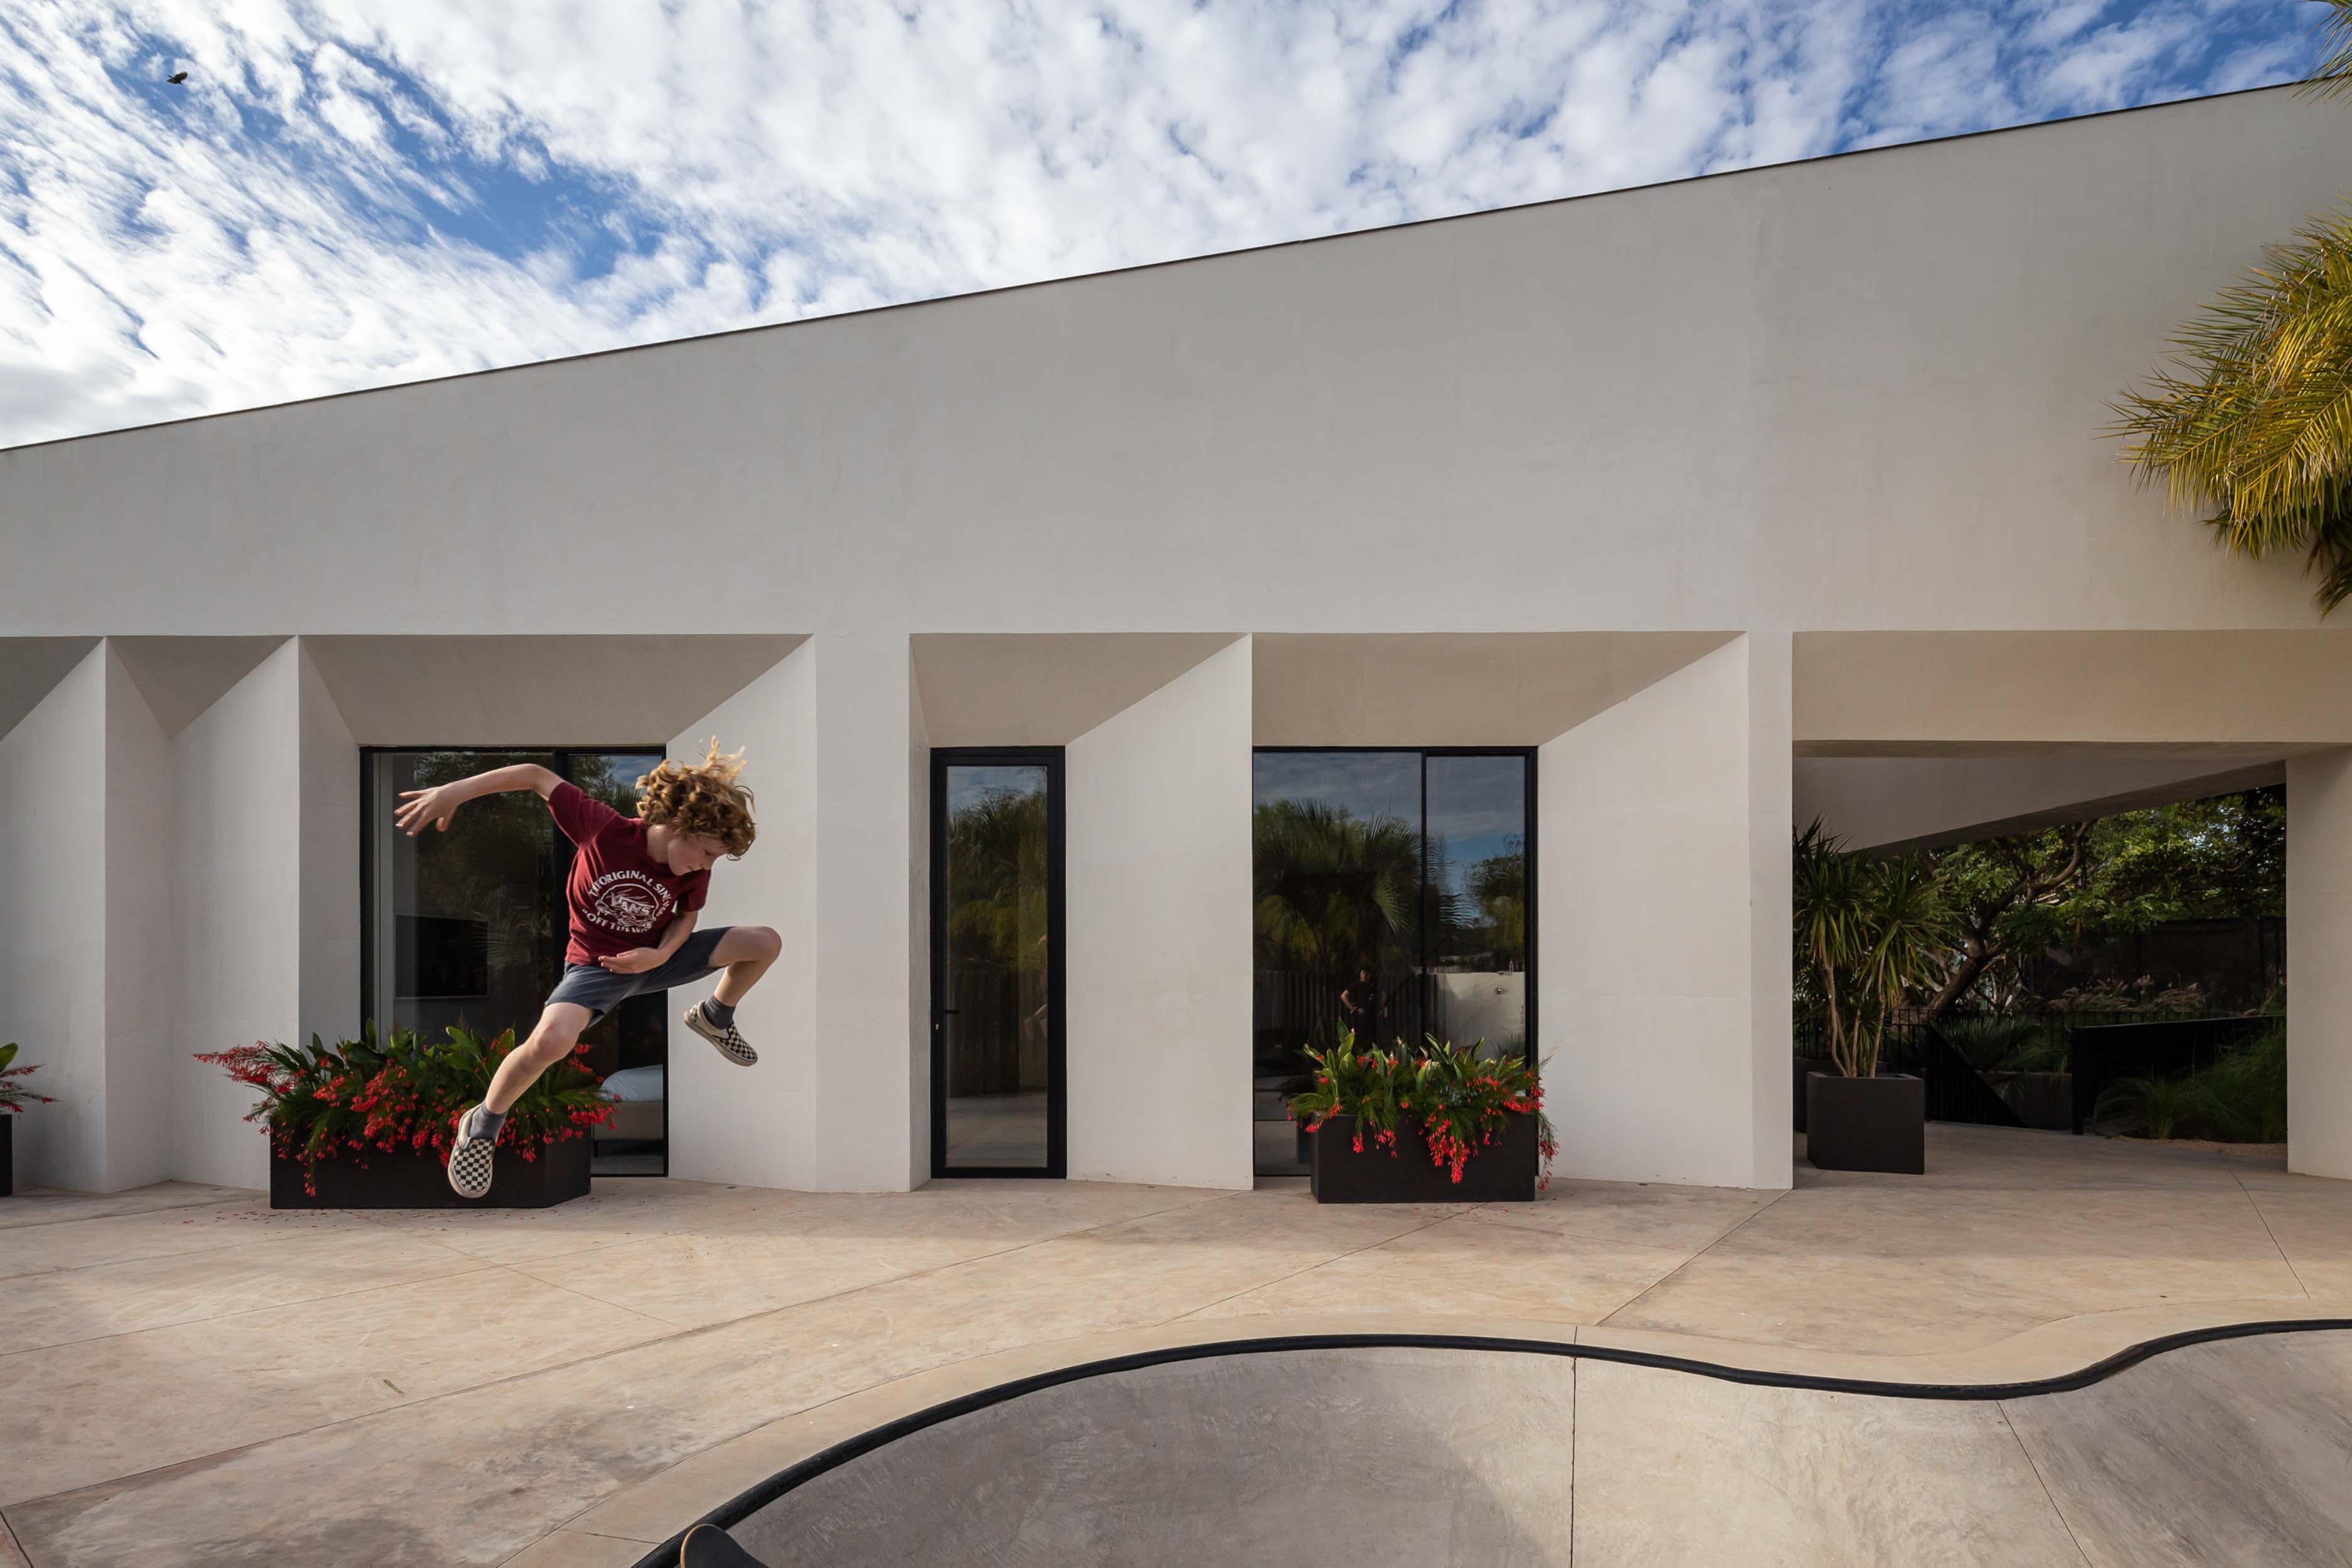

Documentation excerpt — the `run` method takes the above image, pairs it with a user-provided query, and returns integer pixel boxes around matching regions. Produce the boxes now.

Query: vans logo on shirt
[588,870,674,935]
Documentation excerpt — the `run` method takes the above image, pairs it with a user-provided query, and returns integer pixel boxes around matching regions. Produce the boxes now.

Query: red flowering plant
[1288,1029,1556,1187]
[196,1023,610,1196]
[0,1042,56,1113]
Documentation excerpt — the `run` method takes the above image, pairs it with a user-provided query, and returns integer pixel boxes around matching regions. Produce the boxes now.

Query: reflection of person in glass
[395,741,782,1199]
[1339,963,1378,1044]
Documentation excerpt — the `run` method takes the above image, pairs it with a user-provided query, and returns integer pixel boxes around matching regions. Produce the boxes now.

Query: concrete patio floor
[3,1124,2348,1567]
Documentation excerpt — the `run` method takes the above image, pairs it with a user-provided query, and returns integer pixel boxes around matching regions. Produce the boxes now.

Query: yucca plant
[1793,822,1956,1078]
[2110,4,2352,613]
[0,1042,56,1113]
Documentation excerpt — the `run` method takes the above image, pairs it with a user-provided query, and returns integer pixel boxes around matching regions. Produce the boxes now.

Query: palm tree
[2109,4,2352,613]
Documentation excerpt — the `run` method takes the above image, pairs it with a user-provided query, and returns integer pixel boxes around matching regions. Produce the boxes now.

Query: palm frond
[2301,0,2352,100]
[2110,208,2352,612]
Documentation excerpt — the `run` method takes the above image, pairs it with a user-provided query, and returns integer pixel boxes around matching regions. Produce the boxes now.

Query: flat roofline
[1,81,2307,457]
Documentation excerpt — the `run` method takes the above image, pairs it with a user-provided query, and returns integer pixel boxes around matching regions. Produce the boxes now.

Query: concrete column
[668,645,818,1190]
[1066,636,1253,1190]
[799,633,924,1191]
[1537,633,1793,1190]
[104,645,174,1190]
[2288,748,2352,1180]
[295,643,359,1048]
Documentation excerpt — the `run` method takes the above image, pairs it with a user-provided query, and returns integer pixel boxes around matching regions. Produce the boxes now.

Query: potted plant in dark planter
[198,1023,611,1208]
[1,1042,57,1198]
[1288,1030,1554,1202]
[1794,822,1954,1175]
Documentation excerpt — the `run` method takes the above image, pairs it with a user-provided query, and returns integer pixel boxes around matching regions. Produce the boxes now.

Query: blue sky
[0,0,2322,447]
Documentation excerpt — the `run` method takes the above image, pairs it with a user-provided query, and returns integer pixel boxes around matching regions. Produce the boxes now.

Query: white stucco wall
[2288,749,2352,1181]
[6,89,2352,1194]
[1540,636,1791,1189]
[4,90,2346,642]
[1793,753,2290,852]
[666,647,817,1190]
[0,648,109,1190]
[1066,636,1254,1190]
[170,643,304,1190]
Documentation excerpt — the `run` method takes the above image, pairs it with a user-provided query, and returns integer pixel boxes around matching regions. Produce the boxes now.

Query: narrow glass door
[931,750,1065,1176]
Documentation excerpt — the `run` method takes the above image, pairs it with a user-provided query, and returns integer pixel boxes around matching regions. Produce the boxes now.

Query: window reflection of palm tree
[945,785,1051,1095]
[1255,800,1418,1099]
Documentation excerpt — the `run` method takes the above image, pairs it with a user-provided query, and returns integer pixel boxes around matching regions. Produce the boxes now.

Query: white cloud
[0,0,2312,446]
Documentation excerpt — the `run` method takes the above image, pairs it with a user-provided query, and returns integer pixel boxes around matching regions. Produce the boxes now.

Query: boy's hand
[599,948,664,975]
[395,785,466,836]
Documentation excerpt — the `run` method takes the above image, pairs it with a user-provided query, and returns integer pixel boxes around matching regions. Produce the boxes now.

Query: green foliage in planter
[1792,822,1955,1078]
[0,1042,56,1113]
[1287,1029,1555,1186]
[2094,1026,2287,1143]
[196,1024,611,1195]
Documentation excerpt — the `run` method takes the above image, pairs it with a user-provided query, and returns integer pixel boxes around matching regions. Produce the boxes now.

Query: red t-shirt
[548,782,709,965]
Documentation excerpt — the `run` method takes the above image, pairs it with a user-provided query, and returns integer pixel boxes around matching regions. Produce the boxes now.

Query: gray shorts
[545,926,733,1020]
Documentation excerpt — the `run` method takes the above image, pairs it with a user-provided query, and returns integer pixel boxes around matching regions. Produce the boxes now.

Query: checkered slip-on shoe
[447,1105,498,1200]
[683,1002,758,1066]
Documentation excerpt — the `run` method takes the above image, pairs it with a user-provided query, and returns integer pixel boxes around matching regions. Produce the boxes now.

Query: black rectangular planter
[270,1133,590,1209]
[1,1112,12,1199]
[1311,1114,1537,1203]
[1806,1072,1925,1174]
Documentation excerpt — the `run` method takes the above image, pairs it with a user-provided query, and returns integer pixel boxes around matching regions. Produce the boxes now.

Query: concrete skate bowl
[636,1326,2352,1568]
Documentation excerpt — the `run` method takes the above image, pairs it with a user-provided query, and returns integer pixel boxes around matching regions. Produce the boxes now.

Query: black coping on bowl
[627,1319,2352,1568]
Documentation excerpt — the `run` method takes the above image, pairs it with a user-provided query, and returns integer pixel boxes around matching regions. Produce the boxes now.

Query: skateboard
[678,1522,770,1567]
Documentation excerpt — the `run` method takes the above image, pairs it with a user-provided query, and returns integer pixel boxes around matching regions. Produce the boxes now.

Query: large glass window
[363,748,671,1177]
[1252,749,1532,1175]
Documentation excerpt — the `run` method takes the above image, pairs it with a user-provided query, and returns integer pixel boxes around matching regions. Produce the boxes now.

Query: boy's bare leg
[685,925,781,1067]
[450,1002,592,1199]
[710,924,783,1008]
[484,1002,595,1113]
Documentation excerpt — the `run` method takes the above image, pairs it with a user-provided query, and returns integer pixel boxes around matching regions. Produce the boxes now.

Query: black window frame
[1250,745,1538,1063]
[928,746,1068,1180]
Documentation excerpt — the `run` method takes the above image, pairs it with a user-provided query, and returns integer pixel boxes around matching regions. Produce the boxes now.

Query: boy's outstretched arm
[395,762,562,836]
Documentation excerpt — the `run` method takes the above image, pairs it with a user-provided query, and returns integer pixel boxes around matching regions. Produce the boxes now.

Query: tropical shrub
[0,1042,55,1113]
[1932,1015,2068,1074]
[2094,1027,2287,1143]
[1287,1030,1555,1186]
[196,1024,610,1195]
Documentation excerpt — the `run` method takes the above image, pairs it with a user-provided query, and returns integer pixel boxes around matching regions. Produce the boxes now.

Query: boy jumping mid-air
[393,742,780,1199]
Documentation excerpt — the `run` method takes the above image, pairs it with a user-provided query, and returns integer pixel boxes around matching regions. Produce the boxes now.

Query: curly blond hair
[636,739,757,856]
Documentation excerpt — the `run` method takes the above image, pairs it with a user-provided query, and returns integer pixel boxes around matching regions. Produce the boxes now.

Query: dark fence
[1796,1010,2282,1135]
[2068,1015,2280,1134]
[2018,916,2284,1012]
[1794,1017,2025,1128]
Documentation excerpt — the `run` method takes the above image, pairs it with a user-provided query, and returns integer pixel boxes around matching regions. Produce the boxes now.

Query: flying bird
[166,71,188,84]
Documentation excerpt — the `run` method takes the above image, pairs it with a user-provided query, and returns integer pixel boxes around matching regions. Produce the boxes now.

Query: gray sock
[470,1106,507,1142]
[704,998,737,1029]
